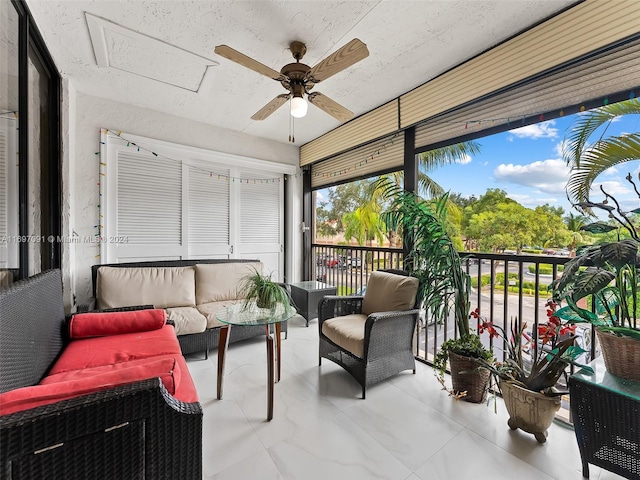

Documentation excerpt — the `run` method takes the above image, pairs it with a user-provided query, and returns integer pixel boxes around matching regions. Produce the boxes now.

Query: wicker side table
[289,281,337,327]
[569,357,640,480]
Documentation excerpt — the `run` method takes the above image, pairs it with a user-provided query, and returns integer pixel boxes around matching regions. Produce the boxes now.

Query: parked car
[347,256,362,268]
[316,268,327,282]
[325,257,339,268]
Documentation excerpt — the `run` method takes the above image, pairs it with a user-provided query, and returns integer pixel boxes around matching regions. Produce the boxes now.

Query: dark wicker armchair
[318,270,420,399]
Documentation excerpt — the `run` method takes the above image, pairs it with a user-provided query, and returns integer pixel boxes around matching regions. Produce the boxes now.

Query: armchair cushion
[321,314,367,358]
[69,309,166,339]
[361,271,419,316]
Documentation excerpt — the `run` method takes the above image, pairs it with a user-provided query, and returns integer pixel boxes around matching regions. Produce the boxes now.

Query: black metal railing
[311,244,595,368]
[313,244,403,296]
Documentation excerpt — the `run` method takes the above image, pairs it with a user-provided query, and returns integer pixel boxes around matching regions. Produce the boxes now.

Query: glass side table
[216,302,296,421]
[569,356,640,479]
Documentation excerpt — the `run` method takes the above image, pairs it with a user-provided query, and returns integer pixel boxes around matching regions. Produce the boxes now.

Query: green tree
[342,205,386,246]
[463,193,573,252]
[315,181,371,236]
[564,98,640,206]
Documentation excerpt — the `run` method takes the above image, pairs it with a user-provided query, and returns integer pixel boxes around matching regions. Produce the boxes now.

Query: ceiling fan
[214,39,369,123]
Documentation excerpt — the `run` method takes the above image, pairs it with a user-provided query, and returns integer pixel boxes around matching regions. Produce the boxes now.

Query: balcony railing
[311,244,596,369]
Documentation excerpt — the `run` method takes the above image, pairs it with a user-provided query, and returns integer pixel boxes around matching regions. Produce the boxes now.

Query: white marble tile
[466,396,603,480]
[414,429,554,480]
[343,385,465,470]
[267,410,412,480]
[206,450,284,480]
[185,322,623,480]
[389,361,490,427]
[201,398,265,478]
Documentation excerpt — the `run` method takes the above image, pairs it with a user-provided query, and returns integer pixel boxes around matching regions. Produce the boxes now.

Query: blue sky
[315,108,640,217]
[427,112,640,215]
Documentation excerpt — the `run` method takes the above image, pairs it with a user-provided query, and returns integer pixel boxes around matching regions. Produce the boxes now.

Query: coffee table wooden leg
[275,322,282,382]
[217,325,230,400]
[266,331,275,421]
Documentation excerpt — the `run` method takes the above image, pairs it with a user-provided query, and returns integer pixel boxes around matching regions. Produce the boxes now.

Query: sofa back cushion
[361,271,419,316]
[0,270,65,394]
[97,266,196,309]
[195,262,262,304]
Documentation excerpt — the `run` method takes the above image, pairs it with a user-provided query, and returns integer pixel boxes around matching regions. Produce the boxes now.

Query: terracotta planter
[448,351,490,403]
[499,380,561,443]
[596,329,640,382]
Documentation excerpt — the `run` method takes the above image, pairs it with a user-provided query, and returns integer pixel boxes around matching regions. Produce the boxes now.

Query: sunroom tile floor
[185,319,623,480]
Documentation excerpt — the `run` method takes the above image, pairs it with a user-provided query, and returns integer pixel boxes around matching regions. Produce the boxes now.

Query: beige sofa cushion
[166,307,207,335]
[97,266,196,310]
[361,271,418,316]
[195,262,262,305]
[322,314,367,358]
[197,301,237,329]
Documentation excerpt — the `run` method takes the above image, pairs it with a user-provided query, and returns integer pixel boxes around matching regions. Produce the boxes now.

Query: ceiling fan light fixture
[290,95,307,118]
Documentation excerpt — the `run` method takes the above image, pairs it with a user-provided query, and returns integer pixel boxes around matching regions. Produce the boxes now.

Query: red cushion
[49,325,182,375]
[0,357,185,416]
[45,354,198,404]
[69,309,166,339]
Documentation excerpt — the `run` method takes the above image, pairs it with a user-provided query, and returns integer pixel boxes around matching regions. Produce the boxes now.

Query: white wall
[67,90,302,307]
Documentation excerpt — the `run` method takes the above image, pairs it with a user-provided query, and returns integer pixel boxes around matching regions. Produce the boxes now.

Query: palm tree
[342,202,386,246]
[377,141,480,248]
[564,98,640,206]
[564,212,589,232]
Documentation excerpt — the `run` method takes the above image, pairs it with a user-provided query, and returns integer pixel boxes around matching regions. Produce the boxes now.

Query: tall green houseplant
[377,179,491,400]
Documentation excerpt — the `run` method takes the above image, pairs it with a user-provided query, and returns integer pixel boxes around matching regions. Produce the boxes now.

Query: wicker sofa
[0,269,202,480]
[83,259,292,356]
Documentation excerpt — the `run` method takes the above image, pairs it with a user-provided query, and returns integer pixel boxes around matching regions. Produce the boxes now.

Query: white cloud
[508,120,558,140]
[591,180,631,197]
[316,191,325,201]
[507,193,560,207]
[554,139,570,158]
[494,158,569,194]
[603,166,619,176]
[459,154,472,165]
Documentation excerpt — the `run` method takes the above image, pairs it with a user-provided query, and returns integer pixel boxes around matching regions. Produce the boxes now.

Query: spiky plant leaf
[580,222,617,233]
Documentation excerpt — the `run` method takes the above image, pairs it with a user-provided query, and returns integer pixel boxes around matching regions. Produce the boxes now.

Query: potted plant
[378,180,492,403]
[476,302,591,443]
[240,268,291,310]
[551,183,640,382]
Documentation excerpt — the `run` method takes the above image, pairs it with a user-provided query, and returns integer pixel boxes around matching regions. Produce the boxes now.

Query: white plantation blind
[102,130,293,273]
[117,151,182,244]
[239,171,281,244]
[188,165,229,245]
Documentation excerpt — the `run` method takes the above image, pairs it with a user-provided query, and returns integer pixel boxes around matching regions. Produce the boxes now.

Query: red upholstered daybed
[0,270,202,480]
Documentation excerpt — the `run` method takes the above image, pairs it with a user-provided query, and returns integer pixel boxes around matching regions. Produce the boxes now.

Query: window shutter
[188,165,230,245]
[117,151,182,244]
[239,171,281,244]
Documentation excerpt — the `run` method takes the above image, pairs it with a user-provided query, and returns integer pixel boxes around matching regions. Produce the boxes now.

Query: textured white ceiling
[25,0,577,146]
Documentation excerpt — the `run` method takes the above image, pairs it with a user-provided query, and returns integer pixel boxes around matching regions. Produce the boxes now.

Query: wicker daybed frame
[0,270,203,479]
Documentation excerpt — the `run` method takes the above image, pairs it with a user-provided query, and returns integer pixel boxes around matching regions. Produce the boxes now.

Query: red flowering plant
[475,300,592,396]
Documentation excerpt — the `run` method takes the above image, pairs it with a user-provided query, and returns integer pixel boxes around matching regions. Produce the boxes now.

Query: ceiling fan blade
[251,94,290,120]
[307,92,353,122]
[214,45,284,81]
[307,39,369,83]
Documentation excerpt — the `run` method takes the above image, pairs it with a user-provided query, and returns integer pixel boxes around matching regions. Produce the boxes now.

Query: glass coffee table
[216,301,296,421]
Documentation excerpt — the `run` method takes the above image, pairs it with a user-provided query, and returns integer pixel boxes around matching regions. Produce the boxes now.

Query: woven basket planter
[448,351,490,403]
[499,380,561,443]
[596,328,640,382]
